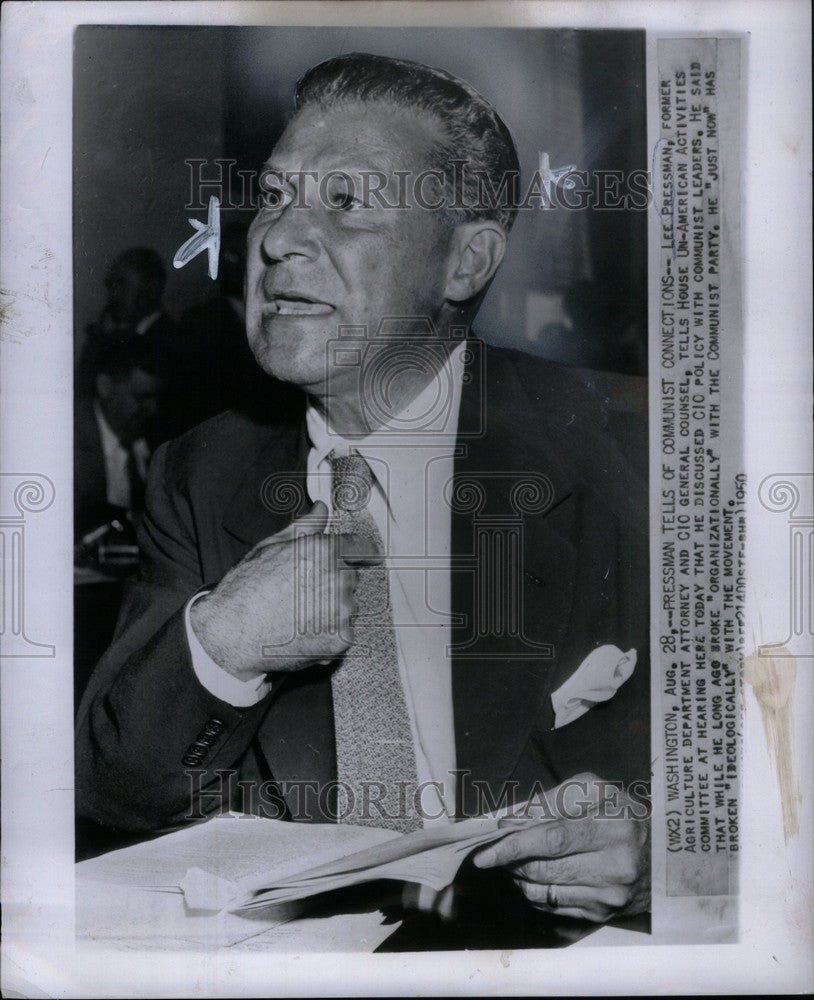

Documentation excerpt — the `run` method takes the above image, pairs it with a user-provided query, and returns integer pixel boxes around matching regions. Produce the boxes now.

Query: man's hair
[94,336,159,382]
[106,247,167,293]
[294,52,520,232]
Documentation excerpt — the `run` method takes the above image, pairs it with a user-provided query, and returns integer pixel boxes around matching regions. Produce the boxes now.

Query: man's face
[245,102,454,396]
[104,266,157,326]
[98,368,159,445]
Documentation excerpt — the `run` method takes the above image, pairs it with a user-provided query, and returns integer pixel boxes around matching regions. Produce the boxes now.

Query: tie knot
[329,450,373,513]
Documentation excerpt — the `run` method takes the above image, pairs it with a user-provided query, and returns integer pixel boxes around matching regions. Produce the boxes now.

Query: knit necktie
[329,451,421,833]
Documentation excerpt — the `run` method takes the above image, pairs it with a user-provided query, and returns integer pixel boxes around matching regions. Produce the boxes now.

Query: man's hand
[190,501,374,680]
[473,772,650,923]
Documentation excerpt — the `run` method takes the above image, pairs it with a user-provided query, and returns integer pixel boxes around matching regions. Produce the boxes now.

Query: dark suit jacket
[76,342,649,839]
[74,395,136,541]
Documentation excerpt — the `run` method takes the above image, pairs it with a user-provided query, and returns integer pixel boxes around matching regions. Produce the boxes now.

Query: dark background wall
[74,27,225,340]
[74,26,646,375]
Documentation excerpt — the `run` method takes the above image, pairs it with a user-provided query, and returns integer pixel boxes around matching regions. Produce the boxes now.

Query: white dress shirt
[93,401,150,510]
[186,342,468,823]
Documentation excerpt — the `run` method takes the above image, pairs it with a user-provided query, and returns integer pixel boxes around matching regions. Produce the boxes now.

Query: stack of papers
[79,806,546,922]
[219,814,532,913]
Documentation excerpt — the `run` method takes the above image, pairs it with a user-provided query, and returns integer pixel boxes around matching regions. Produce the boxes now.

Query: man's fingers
[254,500,330,550]
[508,845,640,888]
[474,816,630,869]
[294,499,330,534]
[335,531,384,567]
[513,881,631,922]
[473,821,581,868]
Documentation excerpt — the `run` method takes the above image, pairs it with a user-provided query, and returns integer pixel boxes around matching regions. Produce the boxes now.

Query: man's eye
[329,191,364,211]
[259,185,293,211]
[325,178,365,212]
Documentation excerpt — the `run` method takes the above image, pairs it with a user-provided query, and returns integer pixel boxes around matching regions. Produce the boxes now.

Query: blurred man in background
[74,337,161,541]
[76,247,179,442]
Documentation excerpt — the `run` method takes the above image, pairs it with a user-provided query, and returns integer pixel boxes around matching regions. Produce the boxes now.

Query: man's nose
[257,207,320,264]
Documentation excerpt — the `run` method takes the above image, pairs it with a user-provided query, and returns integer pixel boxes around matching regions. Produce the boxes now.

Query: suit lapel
[221,419,310,550]
[219,417,337,813]
[451,345,582,813]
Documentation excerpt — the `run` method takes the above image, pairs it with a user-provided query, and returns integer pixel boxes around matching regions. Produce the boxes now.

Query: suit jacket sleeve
[75,440,273,833]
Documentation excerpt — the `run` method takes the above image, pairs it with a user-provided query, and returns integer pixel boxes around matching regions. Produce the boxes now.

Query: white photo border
[1,1,811,996]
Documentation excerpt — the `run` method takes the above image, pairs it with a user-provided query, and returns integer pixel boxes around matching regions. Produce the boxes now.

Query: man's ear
[444,221,507,303]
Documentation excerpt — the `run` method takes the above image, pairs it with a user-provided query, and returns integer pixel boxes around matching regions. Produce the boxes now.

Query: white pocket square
[550,645,637,729]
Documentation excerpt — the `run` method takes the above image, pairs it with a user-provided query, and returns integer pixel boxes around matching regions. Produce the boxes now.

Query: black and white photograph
[1,2,811,996]
[71,24,652,951]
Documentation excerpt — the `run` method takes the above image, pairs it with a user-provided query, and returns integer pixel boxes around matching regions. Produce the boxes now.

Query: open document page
[76,815,403,949]
[77,807,542,915]
[228,813,538,912]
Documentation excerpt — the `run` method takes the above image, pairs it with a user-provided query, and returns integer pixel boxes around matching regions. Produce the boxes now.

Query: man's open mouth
[264,294,334,317]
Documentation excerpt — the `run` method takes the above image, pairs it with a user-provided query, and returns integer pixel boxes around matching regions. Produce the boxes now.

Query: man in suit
[74,337,160,541]
[76,53,650,929]
[76,249,176,383]
[75,246,191,444]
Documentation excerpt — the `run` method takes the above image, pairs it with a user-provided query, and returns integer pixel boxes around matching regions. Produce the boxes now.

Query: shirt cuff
[184,591,273,708]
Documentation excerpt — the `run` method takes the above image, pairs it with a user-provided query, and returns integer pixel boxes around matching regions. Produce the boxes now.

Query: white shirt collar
[135,310,161,336]
[93,399,126,461]
[305,340,467,520]
[93,400,150,473]
[306,341,466,459]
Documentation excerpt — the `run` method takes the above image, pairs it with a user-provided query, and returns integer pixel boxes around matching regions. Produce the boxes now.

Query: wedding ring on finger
[546,883,559,909]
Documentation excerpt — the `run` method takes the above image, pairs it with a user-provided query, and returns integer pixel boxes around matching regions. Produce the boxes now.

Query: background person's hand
[473,772,650,922]
[190,501,375,679]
